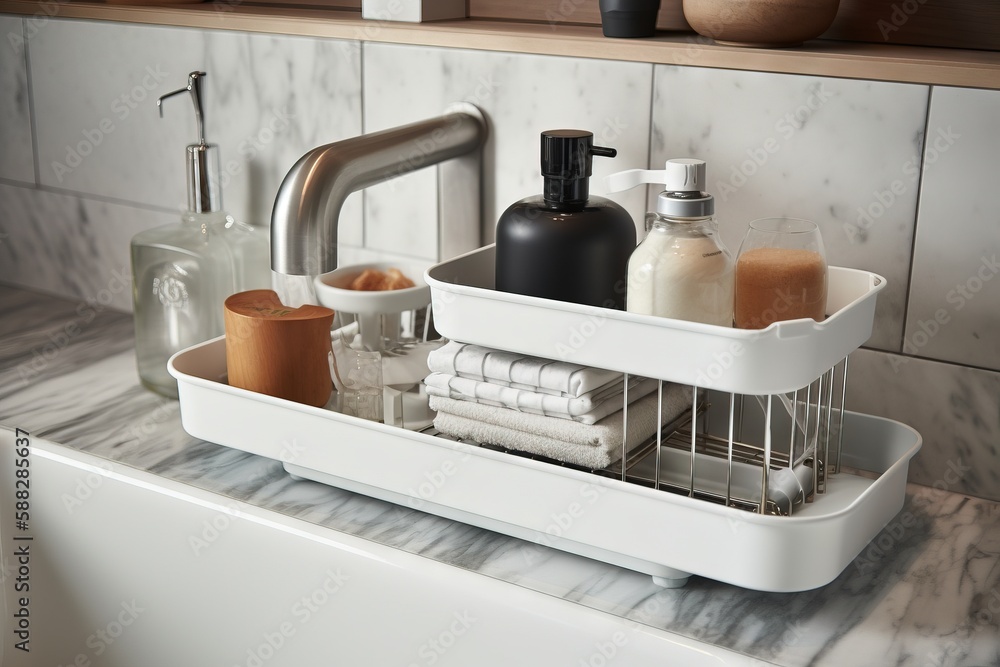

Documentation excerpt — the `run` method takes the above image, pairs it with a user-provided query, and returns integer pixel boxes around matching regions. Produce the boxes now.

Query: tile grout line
[645,62,655,172]
[897,85,935,356]
[0,178,184,217]
[359,38,367,251]
[860,343,1000,377]
[22,16,41,189]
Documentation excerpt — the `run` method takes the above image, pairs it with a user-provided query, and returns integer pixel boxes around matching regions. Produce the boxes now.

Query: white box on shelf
[362,0,466,22]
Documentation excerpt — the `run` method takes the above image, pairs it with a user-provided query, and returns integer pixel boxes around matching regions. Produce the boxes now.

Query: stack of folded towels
[424,341,689,469]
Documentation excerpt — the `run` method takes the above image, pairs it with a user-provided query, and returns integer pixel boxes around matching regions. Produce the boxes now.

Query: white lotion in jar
[607,159,734,326]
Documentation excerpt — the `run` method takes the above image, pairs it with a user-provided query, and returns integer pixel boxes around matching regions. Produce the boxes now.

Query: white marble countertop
[2,284,998,667]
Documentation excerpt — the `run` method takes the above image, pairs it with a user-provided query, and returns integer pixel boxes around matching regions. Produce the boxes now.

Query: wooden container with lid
[224,290,334,407]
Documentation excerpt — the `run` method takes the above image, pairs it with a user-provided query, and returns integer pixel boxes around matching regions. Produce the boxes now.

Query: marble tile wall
[362,42,653,257]
[0,14,997,500]
[0,16,34,183]
[651,66,928,351]
[906,86,1000,371]
[0,183,176,312]
[2,17,366,294]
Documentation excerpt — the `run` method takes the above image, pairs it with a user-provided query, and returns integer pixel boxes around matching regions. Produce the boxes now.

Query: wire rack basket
[169,245,921,592]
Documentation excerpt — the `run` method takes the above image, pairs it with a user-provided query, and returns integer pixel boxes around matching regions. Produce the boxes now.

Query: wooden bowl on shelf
[683,0,841,48]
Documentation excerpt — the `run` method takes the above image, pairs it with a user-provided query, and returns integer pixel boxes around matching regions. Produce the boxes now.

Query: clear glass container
[131,211,269,397]
[734,217,828,329]
[626,211,735,326]
[134,70,271,397]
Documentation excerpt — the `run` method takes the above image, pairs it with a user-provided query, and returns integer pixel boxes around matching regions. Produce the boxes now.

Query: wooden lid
[224,290,334,321]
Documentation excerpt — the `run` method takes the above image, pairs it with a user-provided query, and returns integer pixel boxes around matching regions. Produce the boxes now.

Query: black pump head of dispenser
[540,130,617,208]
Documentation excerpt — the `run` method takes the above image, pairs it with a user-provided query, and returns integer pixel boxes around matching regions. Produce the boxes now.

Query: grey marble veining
[846,348,1000,503]
[906,86,1000,372]
[651,66,929,352]
[2,284,999,666]
[0,15,34,184]
[362,43,654,260]
[0,182,177,312]
[28,19,363,243]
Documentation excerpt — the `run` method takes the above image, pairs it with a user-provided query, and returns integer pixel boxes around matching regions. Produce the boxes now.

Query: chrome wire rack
[421,356,851,517]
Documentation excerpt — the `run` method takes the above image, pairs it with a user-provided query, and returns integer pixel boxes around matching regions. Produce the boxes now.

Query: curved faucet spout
[271,108,487,275]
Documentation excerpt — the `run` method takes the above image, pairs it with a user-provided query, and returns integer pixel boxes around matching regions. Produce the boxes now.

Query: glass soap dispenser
[130,71,270,398]
[606,158,734,326]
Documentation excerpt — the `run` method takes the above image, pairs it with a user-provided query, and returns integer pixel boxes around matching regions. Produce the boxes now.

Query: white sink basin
[0,428,757,666]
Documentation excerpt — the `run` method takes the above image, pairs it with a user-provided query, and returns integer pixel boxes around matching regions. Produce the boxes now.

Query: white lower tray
[425,245,885,395]
[169,337,921,593]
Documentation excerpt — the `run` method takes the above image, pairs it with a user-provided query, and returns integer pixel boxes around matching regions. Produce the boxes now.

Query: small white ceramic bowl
[313,262,431,315]
[314,262,432,351]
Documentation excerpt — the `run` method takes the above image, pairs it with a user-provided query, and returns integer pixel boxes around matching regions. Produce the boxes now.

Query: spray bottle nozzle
[606,158,714,219]
[605,158,707,194]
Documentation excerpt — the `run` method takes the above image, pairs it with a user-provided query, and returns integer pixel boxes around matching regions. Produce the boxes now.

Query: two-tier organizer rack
[169,245,921,592]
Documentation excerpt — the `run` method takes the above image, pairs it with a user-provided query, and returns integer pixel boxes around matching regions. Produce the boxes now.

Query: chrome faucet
[271,104,488,275]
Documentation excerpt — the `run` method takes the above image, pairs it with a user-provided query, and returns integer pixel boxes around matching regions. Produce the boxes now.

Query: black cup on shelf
[599,0,661,38]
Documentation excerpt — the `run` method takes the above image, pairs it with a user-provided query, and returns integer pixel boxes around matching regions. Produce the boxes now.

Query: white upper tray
[425,245,885,395]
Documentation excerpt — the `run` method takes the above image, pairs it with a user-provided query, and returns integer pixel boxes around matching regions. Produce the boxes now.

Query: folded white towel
[424,373,658,425]
[430,383,689,468]
[434,412,630,469]
[427,341,619,397]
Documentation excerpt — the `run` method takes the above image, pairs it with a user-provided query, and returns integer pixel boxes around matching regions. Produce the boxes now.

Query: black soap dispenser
[495,130,636,310]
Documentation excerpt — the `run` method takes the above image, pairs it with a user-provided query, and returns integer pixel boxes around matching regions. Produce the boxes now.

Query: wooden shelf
[3,0,999,89]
